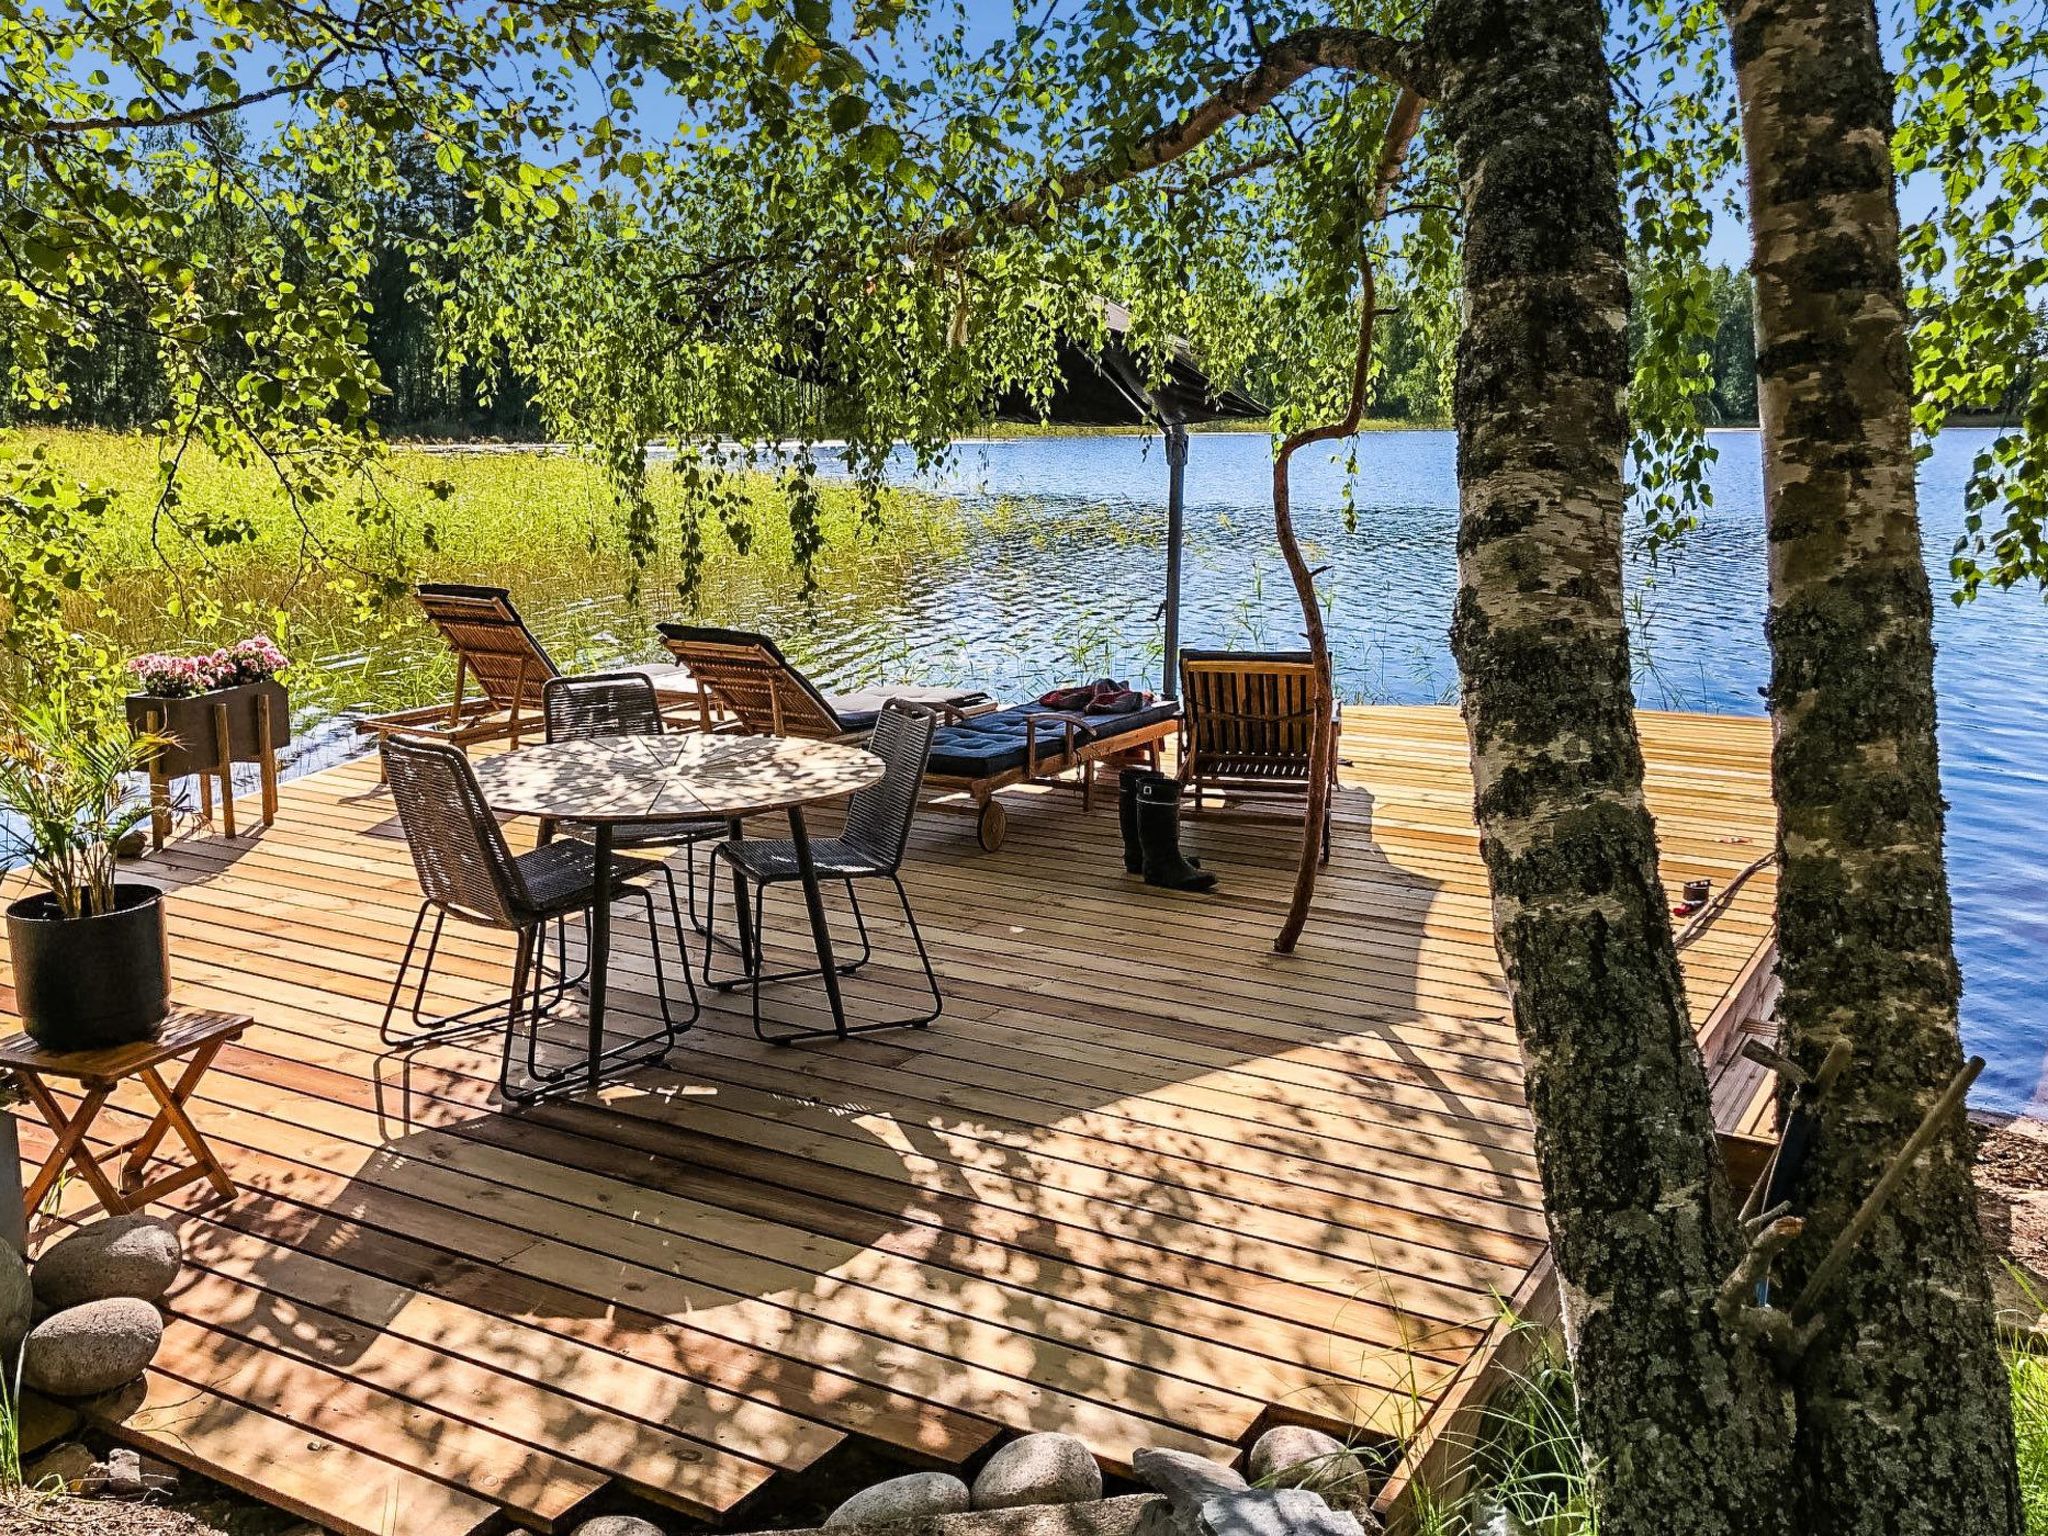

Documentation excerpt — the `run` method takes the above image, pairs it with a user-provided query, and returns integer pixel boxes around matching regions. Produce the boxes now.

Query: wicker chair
[378,734,692,1100]
[704,702,942,1043]
[541,672,728,937]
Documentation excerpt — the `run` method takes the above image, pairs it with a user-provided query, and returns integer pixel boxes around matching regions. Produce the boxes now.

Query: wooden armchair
[1176,649,1340,861]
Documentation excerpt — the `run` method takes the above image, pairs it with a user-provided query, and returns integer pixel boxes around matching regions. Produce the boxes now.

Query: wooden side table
[0,1008,249,1232]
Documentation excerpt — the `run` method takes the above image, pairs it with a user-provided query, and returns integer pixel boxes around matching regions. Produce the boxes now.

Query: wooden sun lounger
[1177,649,1340,860]
[655,624,991,740]
[922,701,1182,851]
[356,585,707,764]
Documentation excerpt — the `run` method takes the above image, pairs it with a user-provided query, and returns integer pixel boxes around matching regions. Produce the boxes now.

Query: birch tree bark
[1428,0,1793,1528]
[1727,0,2021,1528]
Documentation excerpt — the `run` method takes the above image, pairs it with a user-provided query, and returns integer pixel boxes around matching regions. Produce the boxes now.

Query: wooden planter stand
[126,679,289,849]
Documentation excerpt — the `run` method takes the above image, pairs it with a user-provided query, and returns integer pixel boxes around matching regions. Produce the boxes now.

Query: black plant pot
[4,883,170,1050]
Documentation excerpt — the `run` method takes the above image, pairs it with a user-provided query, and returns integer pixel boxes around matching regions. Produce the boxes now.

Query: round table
[471,733,884,1087]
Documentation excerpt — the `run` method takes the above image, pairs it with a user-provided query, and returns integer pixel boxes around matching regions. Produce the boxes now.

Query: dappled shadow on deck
[3,708,1775,1535]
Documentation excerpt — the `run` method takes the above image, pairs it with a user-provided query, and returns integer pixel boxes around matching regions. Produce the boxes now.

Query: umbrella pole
[1162,422,1189,698]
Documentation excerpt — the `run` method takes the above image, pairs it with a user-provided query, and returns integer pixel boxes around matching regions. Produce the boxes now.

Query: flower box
[124,635,293,845]
[124,678,290,778]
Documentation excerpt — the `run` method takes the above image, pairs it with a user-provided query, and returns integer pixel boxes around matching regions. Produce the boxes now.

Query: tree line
[6,134,1766,437]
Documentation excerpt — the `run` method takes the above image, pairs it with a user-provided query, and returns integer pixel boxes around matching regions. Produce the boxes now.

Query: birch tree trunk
[1427,0,1793,1528]
[1727,0,2021,1528]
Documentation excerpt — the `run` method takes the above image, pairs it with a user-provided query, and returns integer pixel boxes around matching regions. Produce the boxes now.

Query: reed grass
[7,428,967,724]
[2004,1268,2048,1535]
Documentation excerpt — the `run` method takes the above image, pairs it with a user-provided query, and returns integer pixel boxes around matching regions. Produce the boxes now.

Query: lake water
[789,428,2043,1115]
[187,427,2048,1114]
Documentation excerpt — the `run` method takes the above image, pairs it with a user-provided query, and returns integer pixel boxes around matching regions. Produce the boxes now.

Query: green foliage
[2002,1267,2048,1534]
[2015,1339,2048,1534]
[1404,1316,1598,1536]
[1613,0,1747,559]
[0,440,111,684]
[0,689,166,919]
[4,0,2040,659]
[1898,0,2048,600]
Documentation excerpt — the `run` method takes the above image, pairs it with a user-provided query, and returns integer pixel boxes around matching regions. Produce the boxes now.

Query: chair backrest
[1178,650,1322,775]
[840,702,937,873]
[544,672,664,744]
[382,735,528,926]
[416,583,560,713]
[654,624,846,739]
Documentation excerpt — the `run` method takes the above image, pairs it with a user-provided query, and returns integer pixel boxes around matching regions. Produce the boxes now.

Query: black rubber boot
[1135,776,1217,892]
[1117,768,1149,873]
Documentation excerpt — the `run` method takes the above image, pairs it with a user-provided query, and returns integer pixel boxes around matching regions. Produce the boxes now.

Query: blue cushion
[927,701,1179,780]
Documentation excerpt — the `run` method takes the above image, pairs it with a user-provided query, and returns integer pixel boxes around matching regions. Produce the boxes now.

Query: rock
[23,1440,95,1492]
[571,1520,666,1536]
[825,1472,973,1529]
[1130,1449,1247,1509]
[103,1446,146,1498]
[791,1493,1163,1536]
[973,1433,1104,1510]
[0,1241,30,1350]
[1191,1489,1365,1536]
[21,1297,163,1399]
[1245,1427,1370,1509]
[13,1392,81,1455]
[32,1215,183,1309]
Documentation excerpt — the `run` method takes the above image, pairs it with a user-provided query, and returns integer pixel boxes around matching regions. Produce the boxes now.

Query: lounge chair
[924,698,1182,852]
[1177,649,1339,860]
[654,624,990,740]
[356,584,707,760]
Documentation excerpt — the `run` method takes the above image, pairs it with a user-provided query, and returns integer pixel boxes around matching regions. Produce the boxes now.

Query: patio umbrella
[988,299,1266,697]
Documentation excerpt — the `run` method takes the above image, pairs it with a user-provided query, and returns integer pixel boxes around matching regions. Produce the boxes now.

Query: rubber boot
[1135,776,1217,892]
[1117,768,1148,873]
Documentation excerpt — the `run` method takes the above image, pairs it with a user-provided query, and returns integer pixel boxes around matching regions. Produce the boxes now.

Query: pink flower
[128,635,289,697]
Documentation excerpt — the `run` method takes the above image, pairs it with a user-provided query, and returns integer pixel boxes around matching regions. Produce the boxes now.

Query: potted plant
[123,635,290,778]
[1,695,173,1050]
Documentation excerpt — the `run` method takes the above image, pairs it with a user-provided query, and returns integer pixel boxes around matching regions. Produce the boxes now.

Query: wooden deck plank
[1,705,1780,1531]
[88,1372,502,1536]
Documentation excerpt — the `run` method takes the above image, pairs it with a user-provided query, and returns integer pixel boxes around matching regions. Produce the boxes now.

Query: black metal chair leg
[842,880,875,974]
[497,927,539,1100]
[891,873,943,1029]
[745,872,942,1045]
[508,881,692,1103]
[379,901,433,1045]
[384,902,575,1046]
[657,864,701,1022]
[711,875,872,993]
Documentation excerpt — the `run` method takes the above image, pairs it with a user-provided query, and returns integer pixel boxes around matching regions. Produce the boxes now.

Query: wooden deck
[1,706,1779,1535]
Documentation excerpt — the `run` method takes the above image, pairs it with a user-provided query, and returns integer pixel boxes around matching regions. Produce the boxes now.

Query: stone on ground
[1129,1448,1247,1507]
[21,1297,163,1398]
[1245,1427,1370,1508]
[973,1432,1104,1510]
[102,1445,146,1498]
[825,1472,973,1528]
[571,1518,666,1536]
[0,1241,30,1349]
[32,1214,183,1309]
[23,1440,95,1491]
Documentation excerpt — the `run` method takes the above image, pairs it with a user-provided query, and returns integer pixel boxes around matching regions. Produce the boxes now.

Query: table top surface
[0,1007,250,1081]
[470,732,885,822]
